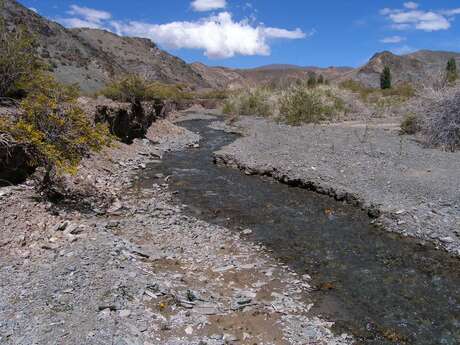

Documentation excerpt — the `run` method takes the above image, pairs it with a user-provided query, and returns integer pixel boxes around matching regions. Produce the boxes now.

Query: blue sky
[20,0,460,68]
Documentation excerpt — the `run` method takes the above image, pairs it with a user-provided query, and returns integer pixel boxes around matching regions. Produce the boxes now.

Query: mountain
[2,0,209,92]
[190,63,249,90]
[345,50,460,88]
[4,0,460,93]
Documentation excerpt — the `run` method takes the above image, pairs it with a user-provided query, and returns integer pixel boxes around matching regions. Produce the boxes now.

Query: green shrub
[222,88,273,117]
[339,80,375,101]
[279,86,345,125]
[100,75,192,103]
[0,72,113,193]
[340,80,414,106]
[0,11,42,98]
[400,114,420,135]
[198,89,228,100]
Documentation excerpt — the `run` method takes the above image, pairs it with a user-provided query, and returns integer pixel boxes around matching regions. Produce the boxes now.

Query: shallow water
[137,119,460,344]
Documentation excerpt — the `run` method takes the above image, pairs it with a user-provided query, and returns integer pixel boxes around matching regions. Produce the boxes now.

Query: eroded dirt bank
[0,117,350,344]
[213,116,460,256]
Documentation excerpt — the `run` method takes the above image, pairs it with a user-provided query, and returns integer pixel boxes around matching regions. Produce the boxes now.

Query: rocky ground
[213,116,460,256]
[0,116,352,345]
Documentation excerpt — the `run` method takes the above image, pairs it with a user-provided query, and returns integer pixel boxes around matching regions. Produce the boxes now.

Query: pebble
[119,310,132,318]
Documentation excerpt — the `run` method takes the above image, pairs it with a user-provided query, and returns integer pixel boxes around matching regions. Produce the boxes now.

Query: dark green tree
[307,74,317,88]
[380,66,392,90]
[446,58,458,84]
[317,74,325,84]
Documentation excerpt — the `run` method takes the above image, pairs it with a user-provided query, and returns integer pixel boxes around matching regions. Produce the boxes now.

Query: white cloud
[404,2,418,10]
[112,12,307,58]
[58,5,308,59]
[67,5,111,23]
[381,3,460,32]
[29,7,38,13]
[59,17,104,29]
[391,45,416,55]
[380,35,406,44]
[191,0,226,12]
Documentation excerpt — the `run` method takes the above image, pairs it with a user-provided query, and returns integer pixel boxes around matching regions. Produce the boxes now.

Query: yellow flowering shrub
[0,72,113,191]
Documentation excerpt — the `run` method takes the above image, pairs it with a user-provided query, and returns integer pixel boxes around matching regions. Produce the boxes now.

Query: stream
[137,119,460,345]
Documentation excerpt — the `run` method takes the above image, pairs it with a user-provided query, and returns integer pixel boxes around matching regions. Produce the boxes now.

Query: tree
[446,58,458,84]
[0,72,113,194]
[0,3,41,98]
[317,74,325,84]
[307,74,317,88]
[380,66,392,90]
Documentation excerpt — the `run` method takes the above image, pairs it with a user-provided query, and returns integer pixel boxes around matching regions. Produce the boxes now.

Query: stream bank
[213,116,460,256]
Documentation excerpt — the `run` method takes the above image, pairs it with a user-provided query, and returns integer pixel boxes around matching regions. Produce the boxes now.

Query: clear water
[136,119,460,344]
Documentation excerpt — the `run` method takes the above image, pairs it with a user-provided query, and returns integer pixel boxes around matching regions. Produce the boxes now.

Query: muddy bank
[0,117,350,345]
[213,116,460,256]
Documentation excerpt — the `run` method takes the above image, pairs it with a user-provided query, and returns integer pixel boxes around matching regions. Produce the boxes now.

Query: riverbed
[138,118,460,345]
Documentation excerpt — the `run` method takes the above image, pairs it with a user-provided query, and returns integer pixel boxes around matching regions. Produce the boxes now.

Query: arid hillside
[343,50,460,87]
[1,0,209,92]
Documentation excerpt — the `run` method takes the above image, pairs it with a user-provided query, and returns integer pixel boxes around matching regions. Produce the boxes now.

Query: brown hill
[344,50,460,88]
[2,0,209,92]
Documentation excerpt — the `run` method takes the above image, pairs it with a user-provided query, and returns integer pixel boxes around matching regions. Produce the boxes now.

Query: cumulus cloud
[58,5,309,59]
[404,2,418,10]
[191,0,226,12]
[380,3,460,32]
[380,35,406,44]
[114,12,307,58]
[67,5,112,24]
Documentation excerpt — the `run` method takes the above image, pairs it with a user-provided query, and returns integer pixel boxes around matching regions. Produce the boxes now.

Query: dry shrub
[409,86,460,151]
[222,88,273,117]
[400,114,420,135]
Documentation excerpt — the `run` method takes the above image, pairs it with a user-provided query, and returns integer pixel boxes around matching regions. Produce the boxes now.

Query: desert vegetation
[0,18,113,195]
[100,75,194,103]
[222,87,274,117]
[406,85,460,151]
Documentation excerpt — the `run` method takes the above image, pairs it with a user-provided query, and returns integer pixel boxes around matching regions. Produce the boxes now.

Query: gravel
[0,117,351,345]
[213,116,460,256]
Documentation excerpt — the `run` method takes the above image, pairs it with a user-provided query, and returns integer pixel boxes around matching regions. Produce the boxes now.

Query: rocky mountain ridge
[4,0,460,92]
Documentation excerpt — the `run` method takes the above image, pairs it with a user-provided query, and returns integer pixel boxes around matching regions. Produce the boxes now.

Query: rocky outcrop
[94,101,156,144]
[0,140,34,185]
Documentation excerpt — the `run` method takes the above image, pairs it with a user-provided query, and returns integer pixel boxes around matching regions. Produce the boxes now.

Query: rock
[53,221,69,232]
[223,333,238,343]
[440,236,455,243]
[242,229,253,235]
[0,140,35,185]
[106,221,120,228]
[108,200,123,214]
[184,326,193,335]
[63,223,82,235]
[119,309,131,318]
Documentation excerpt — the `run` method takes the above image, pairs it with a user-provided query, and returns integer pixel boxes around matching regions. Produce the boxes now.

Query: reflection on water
[137,119,460,345]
